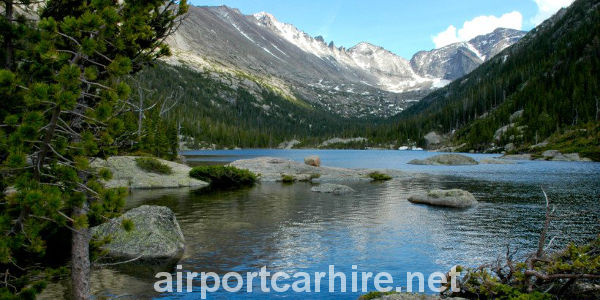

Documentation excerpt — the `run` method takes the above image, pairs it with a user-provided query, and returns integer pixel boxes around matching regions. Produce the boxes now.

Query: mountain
[373,0,600,160]
[411,28,526,80]
[165,5,524,118]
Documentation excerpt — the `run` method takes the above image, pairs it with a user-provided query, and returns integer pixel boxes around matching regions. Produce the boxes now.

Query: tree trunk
[3,0,14,69]
[71,203,91,300]
[138,96,143,141]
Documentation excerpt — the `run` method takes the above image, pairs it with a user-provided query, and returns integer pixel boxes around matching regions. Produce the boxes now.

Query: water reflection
[39,152,600,299]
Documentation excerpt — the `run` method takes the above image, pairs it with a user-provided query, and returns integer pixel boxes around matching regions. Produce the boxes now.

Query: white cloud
[531,0,575,25]
[432,11,523,48]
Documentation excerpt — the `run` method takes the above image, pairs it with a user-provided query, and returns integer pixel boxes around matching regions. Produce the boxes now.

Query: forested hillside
[131,63,382,148]
[365,0,600,159]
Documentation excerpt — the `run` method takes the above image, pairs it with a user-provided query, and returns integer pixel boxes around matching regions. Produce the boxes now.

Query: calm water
[42,150,600,299]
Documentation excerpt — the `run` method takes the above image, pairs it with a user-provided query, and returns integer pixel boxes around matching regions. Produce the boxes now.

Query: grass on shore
[135,157,173,175]
[368,171,392,181]
[189,166,257,188]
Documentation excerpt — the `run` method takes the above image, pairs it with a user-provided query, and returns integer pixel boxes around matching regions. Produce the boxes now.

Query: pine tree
[0,1,187,299]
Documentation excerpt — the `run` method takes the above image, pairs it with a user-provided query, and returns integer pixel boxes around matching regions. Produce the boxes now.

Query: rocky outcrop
[424,131,443,148]
[91,156,208,189]
[230,157,404,182]
[408,154,478,166]
[320,137,367,147]
[91,205,185,262]
[500,151,592,162]
[509,110,524,122]
[480,158,516,164]
[500,153,532,160]
[311,183,355,195]
[539,150,592,162]
[304,155,321,167]
[278,139,301,149]
[408,189,478,208]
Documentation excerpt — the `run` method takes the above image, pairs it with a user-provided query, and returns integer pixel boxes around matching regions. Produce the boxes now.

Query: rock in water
[408,189,478,208]
[91,205,185,262]
[304,155,321,167]
[311,183,355,195]
[408,154,478,166]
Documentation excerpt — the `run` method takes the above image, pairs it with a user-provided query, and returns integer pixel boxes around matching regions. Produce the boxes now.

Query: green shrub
[368,171,392,181]
[281,174,295,183]
[135,157,173,175]
[358,291,397,300]
[189,166,257,188]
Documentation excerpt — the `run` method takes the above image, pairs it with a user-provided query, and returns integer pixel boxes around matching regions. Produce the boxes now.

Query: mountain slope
[410,28,526,80]
[378,0,600,159]
[165,5,524,118]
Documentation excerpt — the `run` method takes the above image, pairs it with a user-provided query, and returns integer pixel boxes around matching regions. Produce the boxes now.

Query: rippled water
[41,150,600,299]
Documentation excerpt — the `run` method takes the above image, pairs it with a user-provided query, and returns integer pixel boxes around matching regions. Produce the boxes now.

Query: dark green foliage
[189,166,257,188]
[280,174,295,183]
[452,236,600,299]
[358,291,398,300]
[132,63,387,149]
[368,172,392,181]
[538,122,600,161]
[135,157,173,175]
[0,0,187,297]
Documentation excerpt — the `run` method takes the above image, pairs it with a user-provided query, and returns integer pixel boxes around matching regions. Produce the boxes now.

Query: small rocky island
[408,154,479,166]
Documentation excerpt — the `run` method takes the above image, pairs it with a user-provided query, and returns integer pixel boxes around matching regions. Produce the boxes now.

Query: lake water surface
[43,150,600,299]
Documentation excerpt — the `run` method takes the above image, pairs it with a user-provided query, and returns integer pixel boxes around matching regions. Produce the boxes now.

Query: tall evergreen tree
[0,1,187,299]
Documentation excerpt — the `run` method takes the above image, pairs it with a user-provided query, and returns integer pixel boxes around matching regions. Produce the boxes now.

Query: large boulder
[304,155,321,167]
[91,156,208,189]
[408,154,478,166]
[424,131,443,148]
[91,205,185,262]
[311,183,355,195]
[408,189,478,208]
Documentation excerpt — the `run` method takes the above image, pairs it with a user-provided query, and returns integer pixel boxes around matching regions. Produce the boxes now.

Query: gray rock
[91,205,185,262]
[424,131,443,147]
[500,153,532,160]
[320,137,367,147]
[480,158,516,164]
[408,189,478,208]
[278,139,300,149]
[541,150,592,162]
[311,183,355,195]
[304,155,321,167]
[509,110,524,122]
[529,141,549,149]
[230,157,405,182]
[408,154,478,166]
[504,143,515,152]
[91,156,208,189]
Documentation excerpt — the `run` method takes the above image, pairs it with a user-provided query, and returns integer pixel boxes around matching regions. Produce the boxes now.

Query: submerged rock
[540,150,592,162]
[408,189,478,208]
[91,205,185,262]
[304,155,321,167]
[480,158,516,165]
[311,183,355,195]
[408,154,478,166]
[500,153,532,160]
[91,156,208,189]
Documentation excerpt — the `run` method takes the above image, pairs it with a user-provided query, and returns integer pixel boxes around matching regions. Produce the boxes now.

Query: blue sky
[190,0,575,59]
